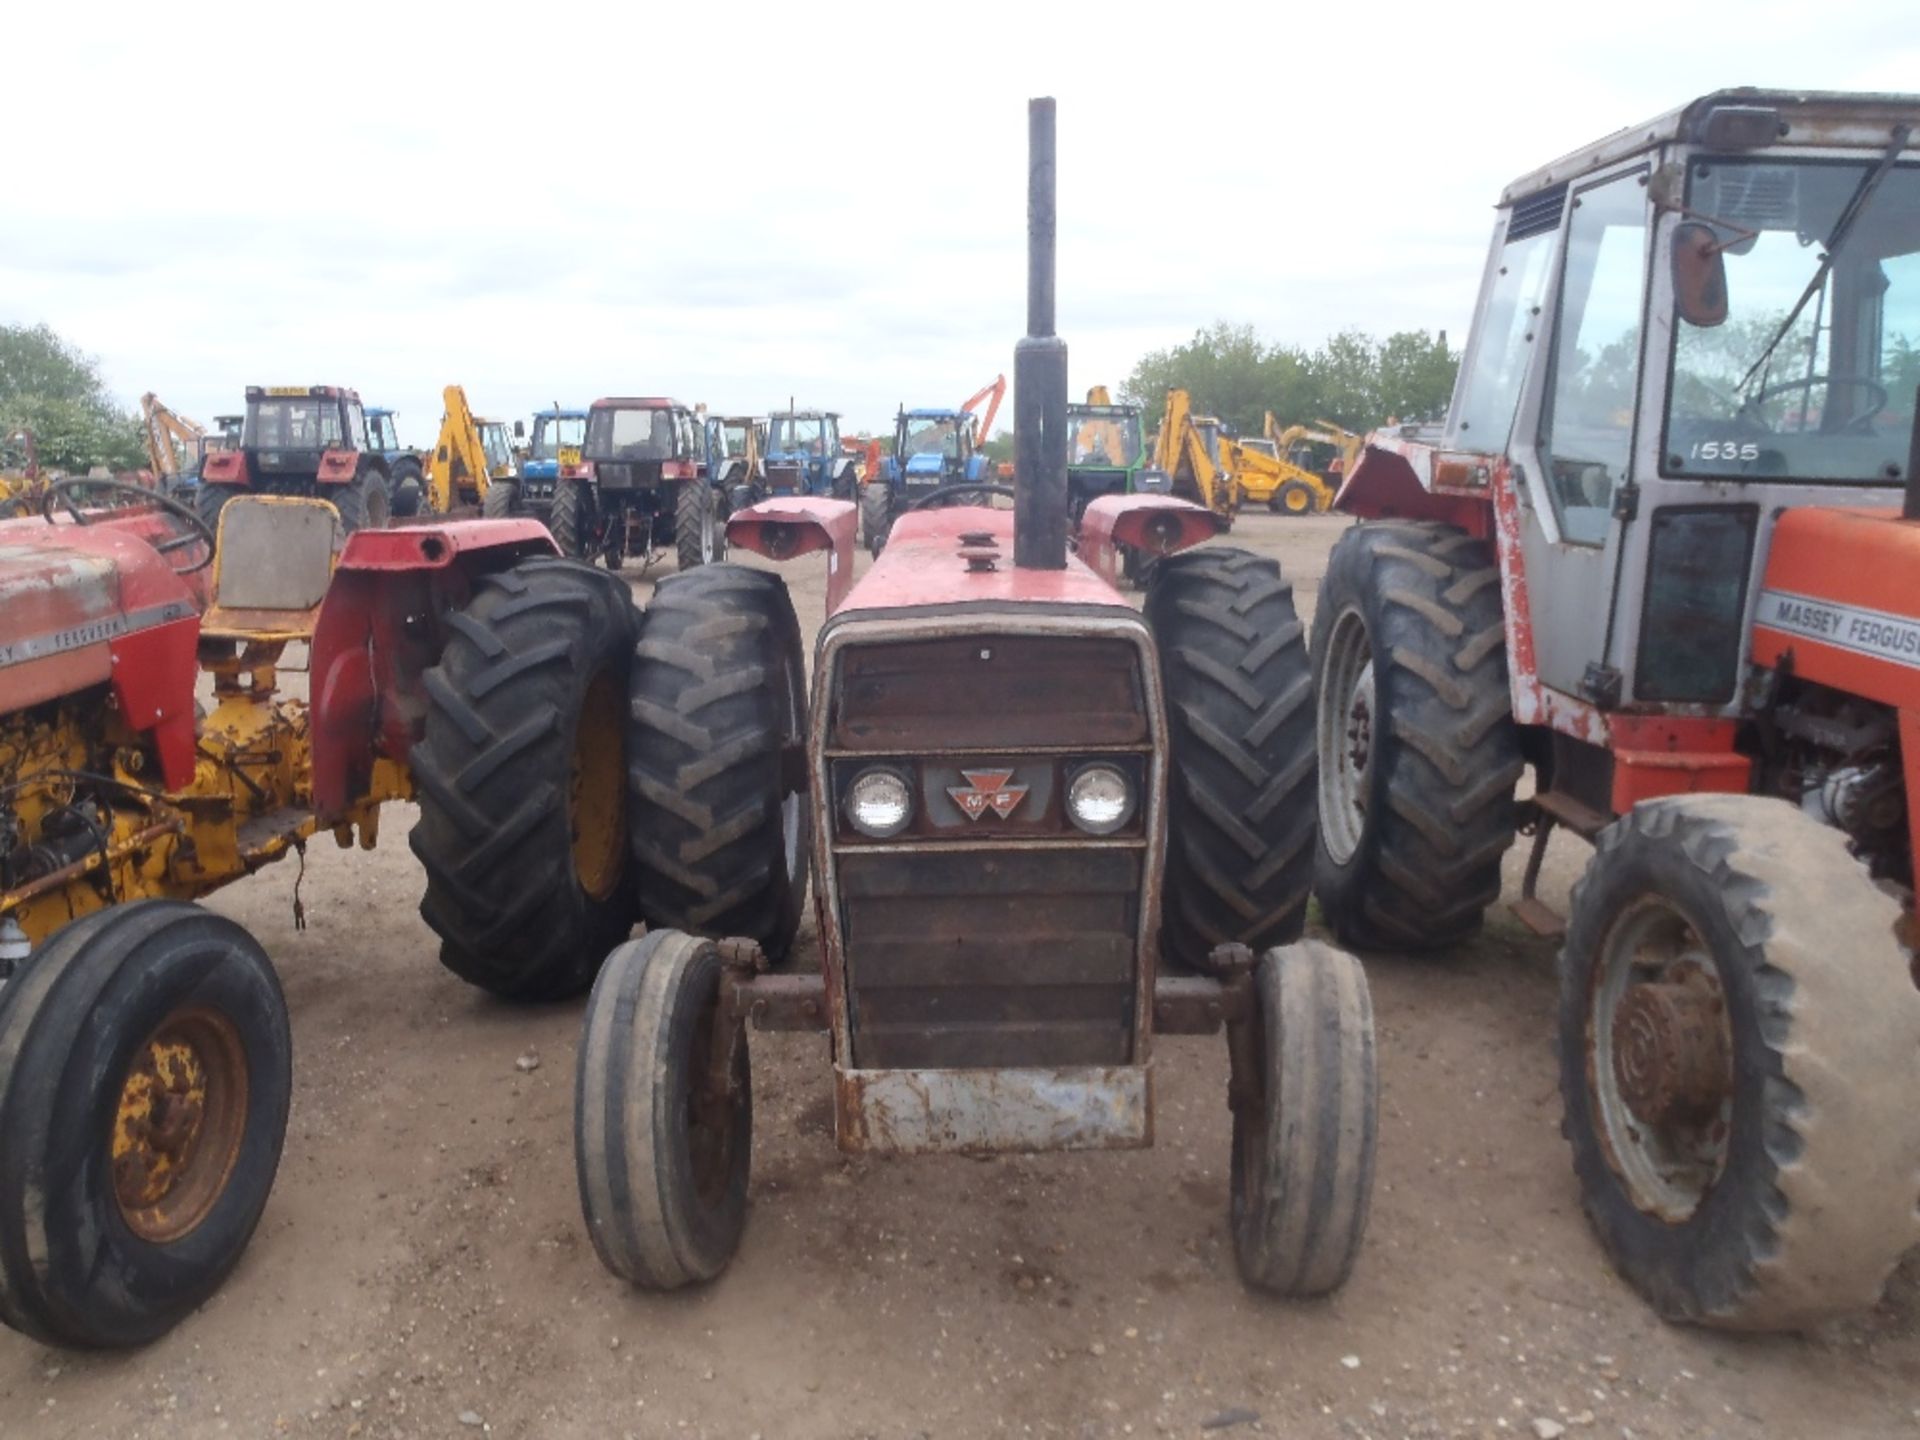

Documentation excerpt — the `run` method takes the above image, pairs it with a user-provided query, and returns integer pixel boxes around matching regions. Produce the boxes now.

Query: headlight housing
[1065,762,1134,835]
[845,766,913,838]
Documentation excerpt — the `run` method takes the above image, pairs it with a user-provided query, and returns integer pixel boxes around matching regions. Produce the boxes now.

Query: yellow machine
[422,385,517,512]
[1149,388,1237,519]
[139,394,207,485]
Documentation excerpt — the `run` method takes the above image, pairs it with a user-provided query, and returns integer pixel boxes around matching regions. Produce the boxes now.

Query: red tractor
[197,385,395,537]
[570,100,1379,1298]
[0,474,792,1348]
[1314,90,1920,1329]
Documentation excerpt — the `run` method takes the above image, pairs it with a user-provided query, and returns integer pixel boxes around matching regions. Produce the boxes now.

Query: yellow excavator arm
[1150,389,1237,519]
[139,393,207,480]
[424,385,492,512]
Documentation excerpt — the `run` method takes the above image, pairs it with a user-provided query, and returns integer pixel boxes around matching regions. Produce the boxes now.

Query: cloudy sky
[7,1,1916,443]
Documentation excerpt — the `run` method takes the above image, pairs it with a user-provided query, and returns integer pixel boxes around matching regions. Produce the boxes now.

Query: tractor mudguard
[1077,494,1225,587]
[725,496,857,612]
[200,450,250,486]
[308,519,557,817]
[1334,441,1493,537]
[315,450,360,485]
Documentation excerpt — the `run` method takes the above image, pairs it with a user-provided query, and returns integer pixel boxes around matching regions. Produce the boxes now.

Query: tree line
[0,324,146,473]
[1119,321,1459,439]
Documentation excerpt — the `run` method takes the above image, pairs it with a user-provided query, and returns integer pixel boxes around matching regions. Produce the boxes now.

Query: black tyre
[575,930,750,1289]
[0,901,292,1349]
[482,479,516,518]
[328,465,391,534]
[194,480,236,541]
[549,477,592,559]
[628,565,809,964]
[1310,521,1520,951]
[860,482,892,556]
[409,556,640,1000]
[1144,547,1316,970]
[1232,940,1377,1297]
[1559,793,1920,1329]
[390,458,426,518]
[675,482,726,571]
[1270,479,1319,516]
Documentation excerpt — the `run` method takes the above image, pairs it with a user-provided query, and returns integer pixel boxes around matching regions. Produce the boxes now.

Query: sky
[6,0,1916,444]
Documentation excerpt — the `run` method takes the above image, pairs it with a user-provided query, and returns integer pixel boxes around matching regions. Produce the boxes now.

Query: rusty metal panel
[835,1064,1151,1153]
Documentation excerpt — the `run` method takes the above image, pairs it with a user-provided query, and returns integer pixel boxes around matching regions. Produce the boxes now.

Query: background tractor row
[859,376,1005,553]
[1314,88,1920,1332]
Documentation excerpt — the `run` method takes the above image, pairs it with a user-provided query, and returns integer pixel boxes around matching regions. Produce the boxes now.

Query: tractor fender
[1078,494,1226,587]
[315,449,365,485]
[200,449,250,486]
[1335,442,1493,538]
[726,496,856,613]
[308,519,558,818]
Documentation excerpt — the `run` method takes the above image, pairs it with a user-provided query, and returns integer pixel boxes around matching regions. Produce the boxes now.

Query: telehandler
[1314,89,1920,1330]
[1150,387,1238,519]
[572,99,1377,1300]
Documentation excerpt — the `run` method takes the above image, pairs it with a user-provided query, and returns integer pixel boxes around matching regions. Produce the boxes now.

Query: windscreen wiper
[1737,123,1912,393]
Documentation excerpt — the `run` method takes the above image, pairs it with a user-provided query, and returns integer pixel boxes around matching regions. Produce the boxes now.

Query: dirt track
[4,513,1918,1440]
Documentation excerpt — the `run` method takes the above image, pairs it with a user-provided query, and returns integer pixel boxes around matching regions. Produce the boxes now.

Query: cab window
[1453,220,1558,448]
[1540,170,1649,545]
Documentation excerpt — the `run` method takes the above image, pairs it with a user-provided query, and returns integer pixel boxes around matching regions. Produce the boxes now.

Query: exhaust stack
[1014,97,1069,571]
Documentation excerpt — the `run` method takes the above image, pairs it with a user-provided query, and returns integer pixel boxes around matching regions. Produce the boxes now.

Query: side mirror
[513,419,526,439]
[1672,222,1729,328]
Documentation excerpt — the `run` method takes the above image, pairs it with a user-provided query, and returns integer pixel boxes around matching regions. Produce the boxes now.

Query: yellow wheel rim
[571,669,627,901]
[1285,487,1312,514]
[112,1007,249,1243]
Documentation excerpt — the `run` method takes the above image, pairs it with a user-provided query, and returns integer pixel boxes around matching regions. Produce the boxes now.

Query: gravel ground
[3,511,1916,1440]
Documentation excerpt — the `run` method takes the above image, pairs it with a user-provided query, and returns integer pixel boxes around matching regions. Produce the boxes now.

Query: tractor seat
[199,495,342,642]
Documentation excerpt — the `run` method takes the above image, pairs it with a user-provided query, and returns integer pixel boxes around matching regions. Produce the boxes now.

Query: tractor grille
[824,630,1157,1071]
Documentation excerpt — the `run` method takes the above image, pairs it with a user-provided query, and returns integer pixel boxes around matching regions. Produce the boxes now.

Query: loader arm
[1154,389,1235,518]
[139,393,207,480]
[960,374,1007,442]
[425,385,490,512]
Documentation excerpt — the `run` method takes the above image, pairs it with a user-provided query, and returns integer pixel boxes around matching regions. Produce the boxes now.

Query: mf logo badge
[948,769,1029,822]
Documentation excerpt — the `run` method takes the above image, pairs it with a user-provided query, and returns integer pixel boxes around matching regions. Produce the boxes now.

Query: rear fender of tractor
[314,449,361,485]
[308,519,558,817]
[1078,493,1225,587]
[1335,445,1493,537]
[200,450,250,486]
[725,496,856,612]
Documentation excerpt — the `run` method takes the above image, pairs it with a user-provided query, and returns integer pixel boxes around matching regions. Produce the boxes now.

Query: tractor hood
[836,506,1134,618]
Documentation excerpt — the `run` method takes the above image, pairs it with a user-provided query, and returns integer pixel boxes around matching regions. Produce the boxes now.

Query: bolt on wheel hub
[1610,974,1732,1128]
[112,1007,250,1243]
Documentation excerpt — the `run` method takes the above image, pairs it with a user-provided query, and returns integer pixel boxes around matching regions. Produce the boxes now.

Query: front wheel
[1559,793,1920,1329]
[1270,479,1319,516]
[482,479,516,518]
[575,931,750,1289]
[329,466,391,534]
[860,482,892,556]
[390,459,426,518]
[1232,940,1377,1296]
[0,902,293,1348]
[675,482,725,571]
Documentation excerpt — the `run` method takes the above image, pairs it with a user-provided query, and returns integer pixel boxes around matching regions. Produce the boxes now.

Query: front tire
[575,931,751,1289]
[1559,793,1920,1329]
[675,482,725,571]
[0,901,292,1348]
[1232,941,1377,1296]
[390,458,425,518]
[409,557,640,1000]
[860,483,892,556]
[1145,547,1316,969]
[1310,522,1520,951]
[482,479,516,518]
[628,566,809,964]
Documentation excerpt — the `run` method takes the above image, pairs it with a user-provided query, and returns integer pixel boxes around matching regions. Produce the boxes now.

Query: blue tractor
[762,408,857,502]
[863,405,992,554]
[487,406,589,520]
[365,407,428,516]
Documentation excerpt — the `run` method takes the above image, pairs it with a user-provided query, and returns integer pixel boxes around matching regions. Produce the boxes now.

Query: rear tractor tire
[1310,521,1520,951]
[390,458,426,518]
[194,481,236,543]
[860,481,892,556]
[1232,940,1377,1296]
[1559,793,1920,1329]
[675,481,726,571]
[0,901,292,1348]
[409,556,640,1001]
[1145,547,1317,970]
[329,465,392,534]
[548,477,592,560]
[628,565,810,965]
[575,930,750,1289]
[482,480,516,518]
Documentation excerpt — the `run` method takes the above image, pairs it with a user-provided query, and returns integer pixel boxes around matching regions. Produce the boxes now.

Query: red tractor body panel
[841,506,1134,616]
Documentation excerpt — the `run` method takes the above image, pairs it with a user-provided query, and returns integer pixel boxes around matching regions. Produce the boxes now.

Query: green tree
[0,324,146,473]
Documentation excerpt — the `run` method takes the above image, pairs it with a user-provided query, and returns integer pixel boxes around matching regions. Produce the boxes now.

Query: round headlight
[846,767,913,838]
[1066,763,1133,835]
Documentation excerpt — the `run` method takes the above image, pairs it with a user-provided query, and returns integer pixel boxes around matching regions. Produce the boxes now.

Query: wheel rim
[1587,895,1735,1222]
[112,1006,249,1243]
[570,669,628,901]
[1317,608,1375,865]
[1285,486,1310,514]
